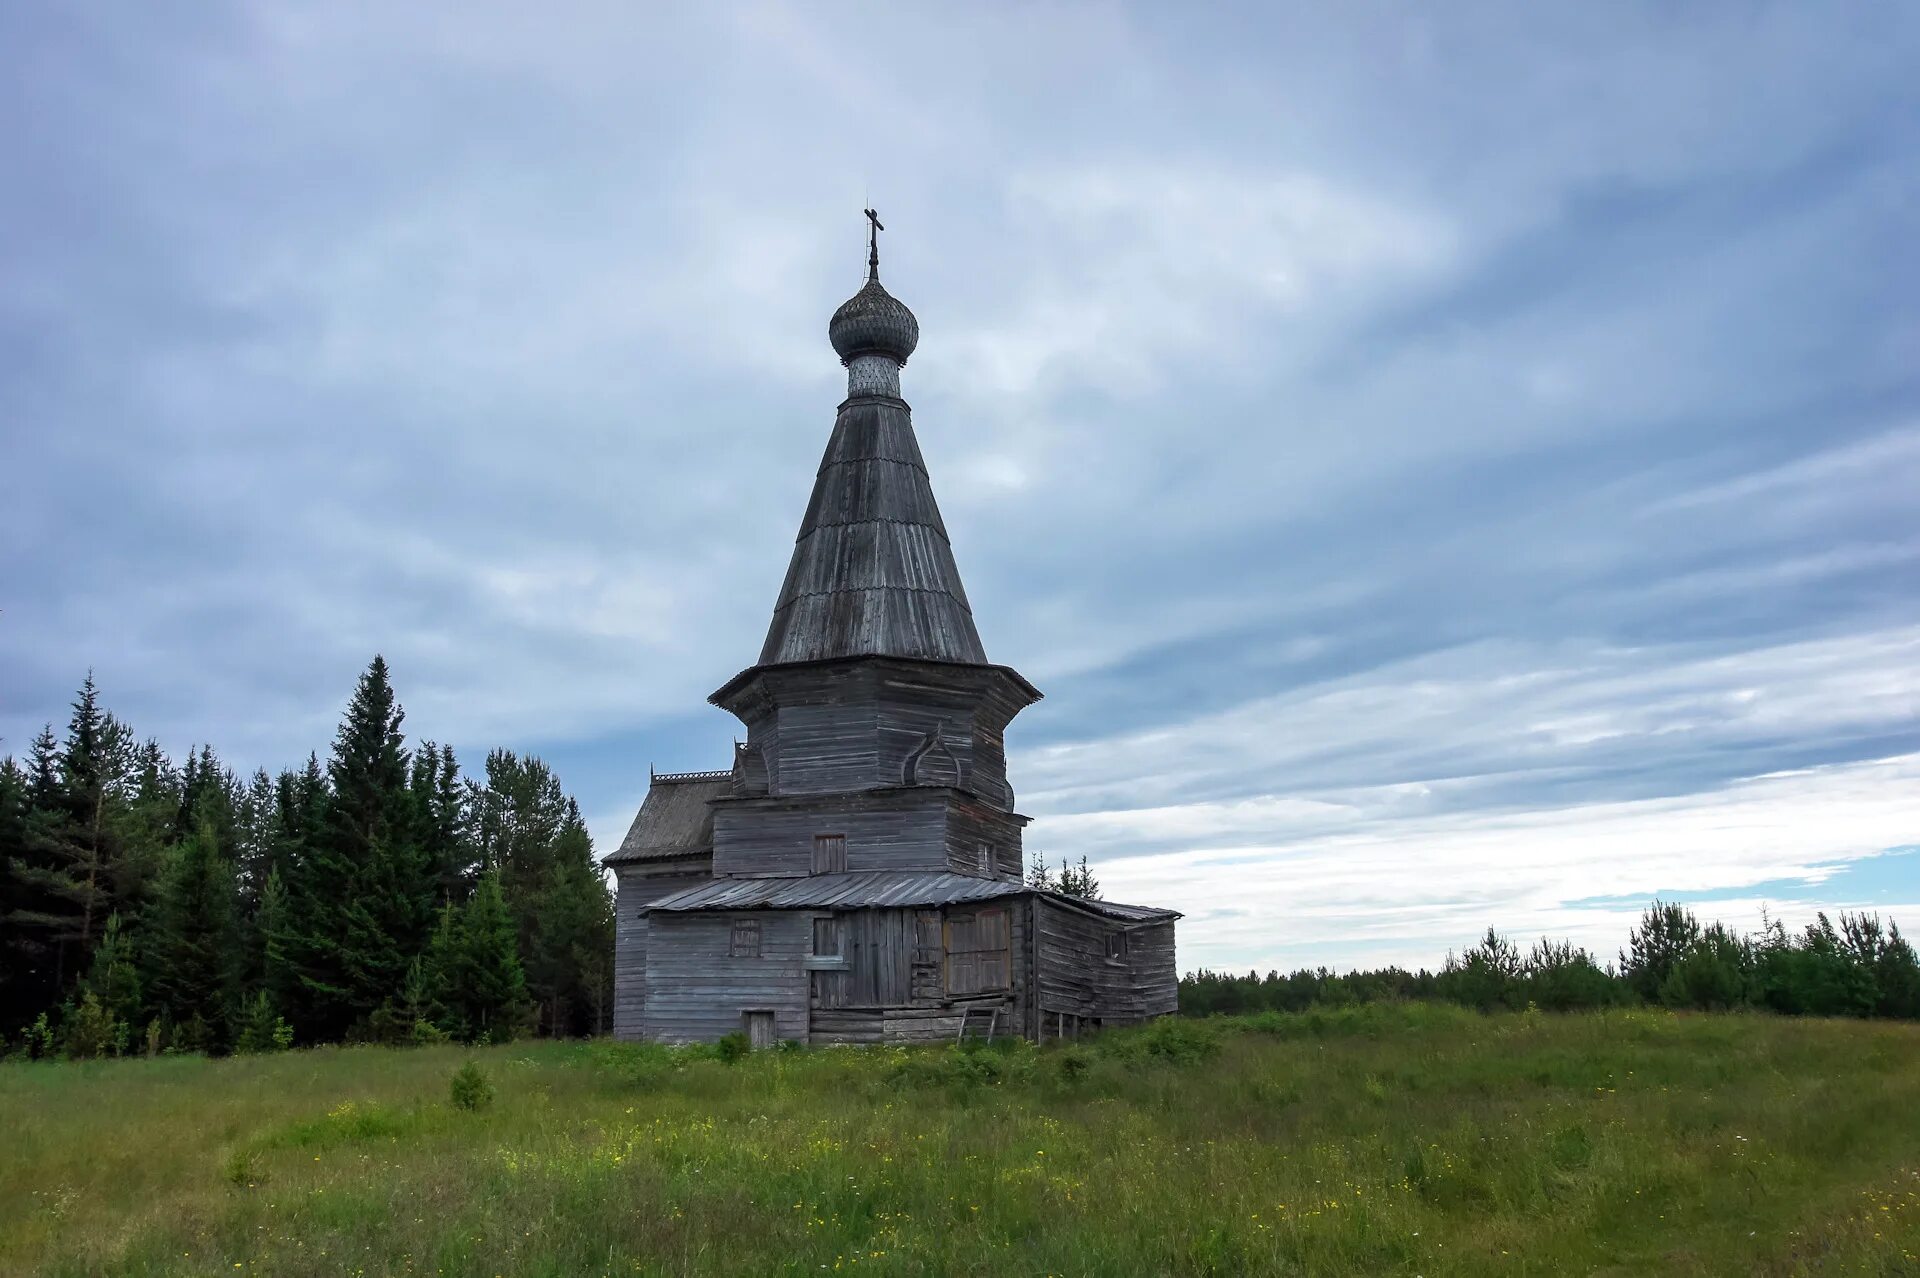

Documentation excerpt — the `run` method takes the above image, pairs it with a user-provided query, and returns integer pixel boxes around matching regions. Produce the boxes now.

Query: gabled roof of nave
[603,773,728,865]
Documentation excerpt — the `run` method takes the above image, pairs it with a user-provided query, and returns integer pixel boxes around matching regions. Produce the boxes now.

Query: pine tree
[276,756,329,856]
[231,770,292,994]
[471,749,567,892]
[234,769,285,915]
[233,989,293,1053]
[1621,902,1700,1002]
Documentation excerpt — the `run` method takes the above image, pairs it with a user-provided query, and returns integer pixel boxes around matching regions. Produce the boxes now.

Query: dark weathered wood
[611,860,713,1041]
[607,259,1177,1046]
[757,397,986,668]
[1029,897,1178,1028]
[710,783,1028,882]
[710,658,1038,809]
[643,912,809,1044]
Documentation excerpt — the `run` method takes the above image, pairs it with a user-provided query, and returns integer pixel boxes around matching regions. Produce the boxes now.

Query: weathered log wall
[713,659,1037,808]
[809,1000,1014,1045]
[1031,898,1177,1031]
[711,788,1024,881]
[1127,919,1180,1020]
[611,858,711,1041]
[712,790,950,878]
[643,911,809,1044]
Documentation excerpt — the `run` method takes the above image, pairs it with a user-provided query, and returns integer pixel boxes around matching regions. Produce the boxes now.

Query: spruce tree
[9,680,134,991]
[283,657,434,1039]
[0,757,47,1033]
[1054,855,1101,900]
[55,675,126,956]
[113,739,179,913]
[174,745,239,857]
[257,867,296,1016]
[26,724,60,806]
[471,750,566,891]
[525,801,614,1036]
[440,873,527,1044]
[79,911,143,1034]
[410,742,474,906]
[148,823,239,1050]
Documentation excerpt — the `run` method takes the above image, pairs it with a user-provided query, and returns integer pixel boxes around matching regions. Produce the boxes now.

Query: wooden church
[605,216,1179,1046]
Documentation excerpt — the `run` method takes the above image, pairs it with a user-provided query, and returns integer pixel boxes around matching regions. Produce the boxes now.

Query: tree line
[0,657,614,1059]
[1180,901,1920,1020]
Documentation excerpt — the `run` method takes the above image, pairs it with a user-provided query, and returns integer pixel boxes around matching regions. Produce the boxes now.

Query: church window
[813,833,847,873]
[976,842,993,874]
[730,919,761,958]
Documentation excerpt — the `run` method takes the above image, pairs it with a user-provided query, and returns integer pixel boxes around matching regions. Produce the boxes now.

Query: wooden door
[743,1010,775,1050]
[944,906,1011,995]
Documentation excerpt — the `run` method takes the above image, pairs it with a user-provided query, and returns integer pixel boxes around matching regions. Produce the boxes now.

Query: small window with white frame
[730,918,762,958]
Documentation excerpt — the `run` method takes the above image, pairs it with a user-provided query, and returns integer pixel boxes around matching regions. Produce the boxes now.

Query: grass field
[3,1005,1918,1276]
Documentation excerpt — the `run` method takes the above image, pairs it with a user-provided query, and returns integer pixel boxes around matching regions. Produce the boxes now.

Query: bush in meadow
[449,1061,493,1112]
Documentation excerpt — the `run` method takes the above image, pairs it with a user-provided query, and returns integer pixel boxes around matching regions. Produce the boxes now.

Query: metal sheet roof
[643,870,1179,923]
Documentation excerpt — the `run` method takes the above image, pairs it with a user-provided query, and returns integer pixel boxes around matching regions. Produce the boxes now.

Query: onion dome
[829,276,919,366]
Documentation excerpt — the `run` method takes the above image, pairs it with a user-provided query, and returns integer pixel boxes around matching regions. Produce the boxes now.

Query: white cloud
[3,3,1917,978]
[1098,755,1920,974]
[921,162,1458,403]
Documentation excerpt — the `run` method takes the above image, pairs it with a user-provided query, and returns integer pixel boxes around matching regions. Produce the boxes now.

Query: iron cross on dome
[865,207,883,278]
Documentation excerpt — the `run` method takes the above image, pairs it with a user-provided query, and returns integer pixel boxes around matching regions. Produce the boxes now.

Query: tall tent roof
[756,266,989,667]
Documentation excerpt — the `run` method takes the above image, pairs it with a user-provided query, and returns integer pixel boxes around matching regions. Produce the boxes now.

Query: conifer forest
[0,658,613,1058]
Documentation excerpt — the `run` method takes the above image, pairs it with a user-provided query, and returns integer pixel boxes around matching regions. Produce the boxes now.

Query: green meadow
[3,1006,1917,1276]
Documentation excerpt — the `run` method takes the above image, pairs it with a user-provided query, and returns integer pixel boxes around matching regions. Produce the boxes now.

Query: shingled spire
[756,219,988,667]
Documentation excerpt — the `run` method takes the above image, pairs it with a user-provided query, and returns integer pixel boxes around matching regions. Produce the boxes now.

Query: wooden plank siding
[610,285,1185,1047]
[809,1004,1011,1046]
[794,903,1026,1041]
[711,658,1037,811]
[712,789,952,879]
[611,861,712,1041]
[644,912,811,1044]
[1127,919,1180,1019]
[942,795,1026,880]
[1031,898,1177,1030]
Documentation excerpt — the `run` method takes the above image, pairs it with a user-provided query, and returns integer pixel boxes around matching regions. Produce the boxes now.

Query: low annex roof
[601,771,730,866]
[642,869,1180,924]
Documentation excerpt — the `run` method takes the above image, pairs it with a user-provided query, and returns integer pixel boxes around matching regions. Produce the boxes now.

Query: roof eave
[710,653,1042,710]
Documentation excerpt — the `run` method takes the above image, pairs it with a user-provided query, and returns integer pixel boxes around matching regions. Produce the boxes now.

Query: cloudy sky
[4,3,1917,973]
